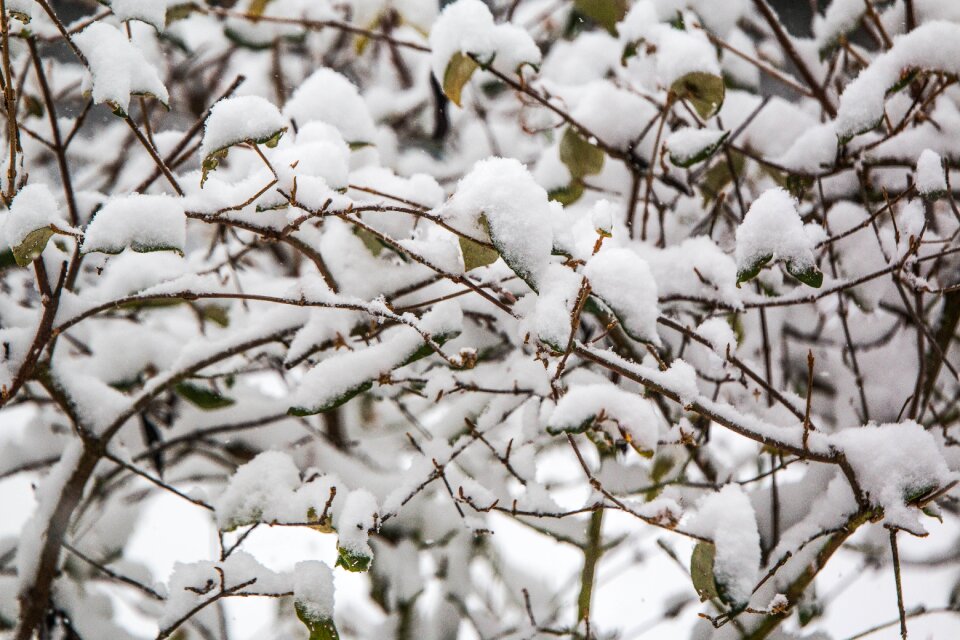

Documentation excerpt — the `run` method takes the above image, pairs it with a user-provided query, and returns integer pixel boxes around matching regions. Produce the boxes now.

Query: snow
[835,21,960,138]
[200,95,287,160]
[6,4,960,640]
[533,264,583,349]
[899,200,926,243]
[15,440,84,591]
[74,22,169,113]
[813,0,864,48]
[777,123,838,173]
[276,128,350,190]
[282,68,377,145]
[111,0,171,30]
[571,81,659,152]
[617,0,659,45]
[583,248,660,344]
[0,183,72,252]
[722,28,760,88]
[53,365,129,433]
[916,148,947,196]
[161,551,294,629]
[81,194,186,255]
[767,592,789,612]
[590,199,614,235]
[291,302,463,415]
[656,28,721,86]
[548,383,660,453]
[264,124,351,209]
[293,560,335,621]
[213,451,302,530]
[335,489,378,557]
[696,317,736,356]
[637,237,742,307]
[441,157,556,288]
[5,0,35,22]
[687,484,760,605]
[428,0,541,84]
[831,421,955,533]
[735,188,816,276]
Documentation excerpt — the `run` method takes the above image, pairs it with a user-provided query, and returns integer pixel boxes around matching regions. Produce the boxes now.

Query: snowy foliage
[3,1,960,639]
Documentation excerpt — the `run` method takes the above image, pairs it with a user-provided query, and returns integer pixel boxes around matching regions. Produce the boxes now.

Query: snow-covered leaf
[81,194,186,255]
[74,22,169,115]
[735,188,821,288]
[0,184,75,267]
[583,248,660,344]
[666,128,729,168]
[294,561,339,640]
[547,383,659,455]
[289,303,462,416]
[687,485,759,606]
[429,0,541,99]
[442,158,555,289]
[200,95,287,185]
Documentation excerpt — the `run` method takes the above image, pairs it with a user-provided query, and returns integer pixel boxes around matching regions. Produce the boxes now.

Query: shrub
[1,1,959,638]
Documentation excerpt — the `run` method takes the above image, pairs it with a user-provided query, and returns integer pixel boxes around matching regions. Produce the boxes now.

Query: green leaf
[459,235,499,272]
[559,127,605,179]
[442,51,479,107]
[175,382,235,410]
[736,254,772,287]
[201,304,230,327]
[573,0,628,35]
[621,41,639,65]
[690,542,719,602]
[668,131,729,168]
[335,546,372,572]
[887,67,921,96]
[288,325,459,417]
[701,149,744,203]
[548,180,585,205]
[671,71,726,120]
[587,292,650,343]
[354,226,385,257]
[785,260,823,288]
[12,227,55,267]
[400,328,460,367]
[903,483,938,505]
[643,454,674,501]
[288,380,373,417]
[295,602,340,640]
[166,3,200,23]
[785,173,813,199]
[0,249,16,271]
[545,415,595,436]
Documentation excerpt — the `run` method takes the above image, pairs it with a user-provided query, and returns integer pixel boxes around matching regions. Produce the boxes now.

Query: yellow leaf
[443,52,479,107]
